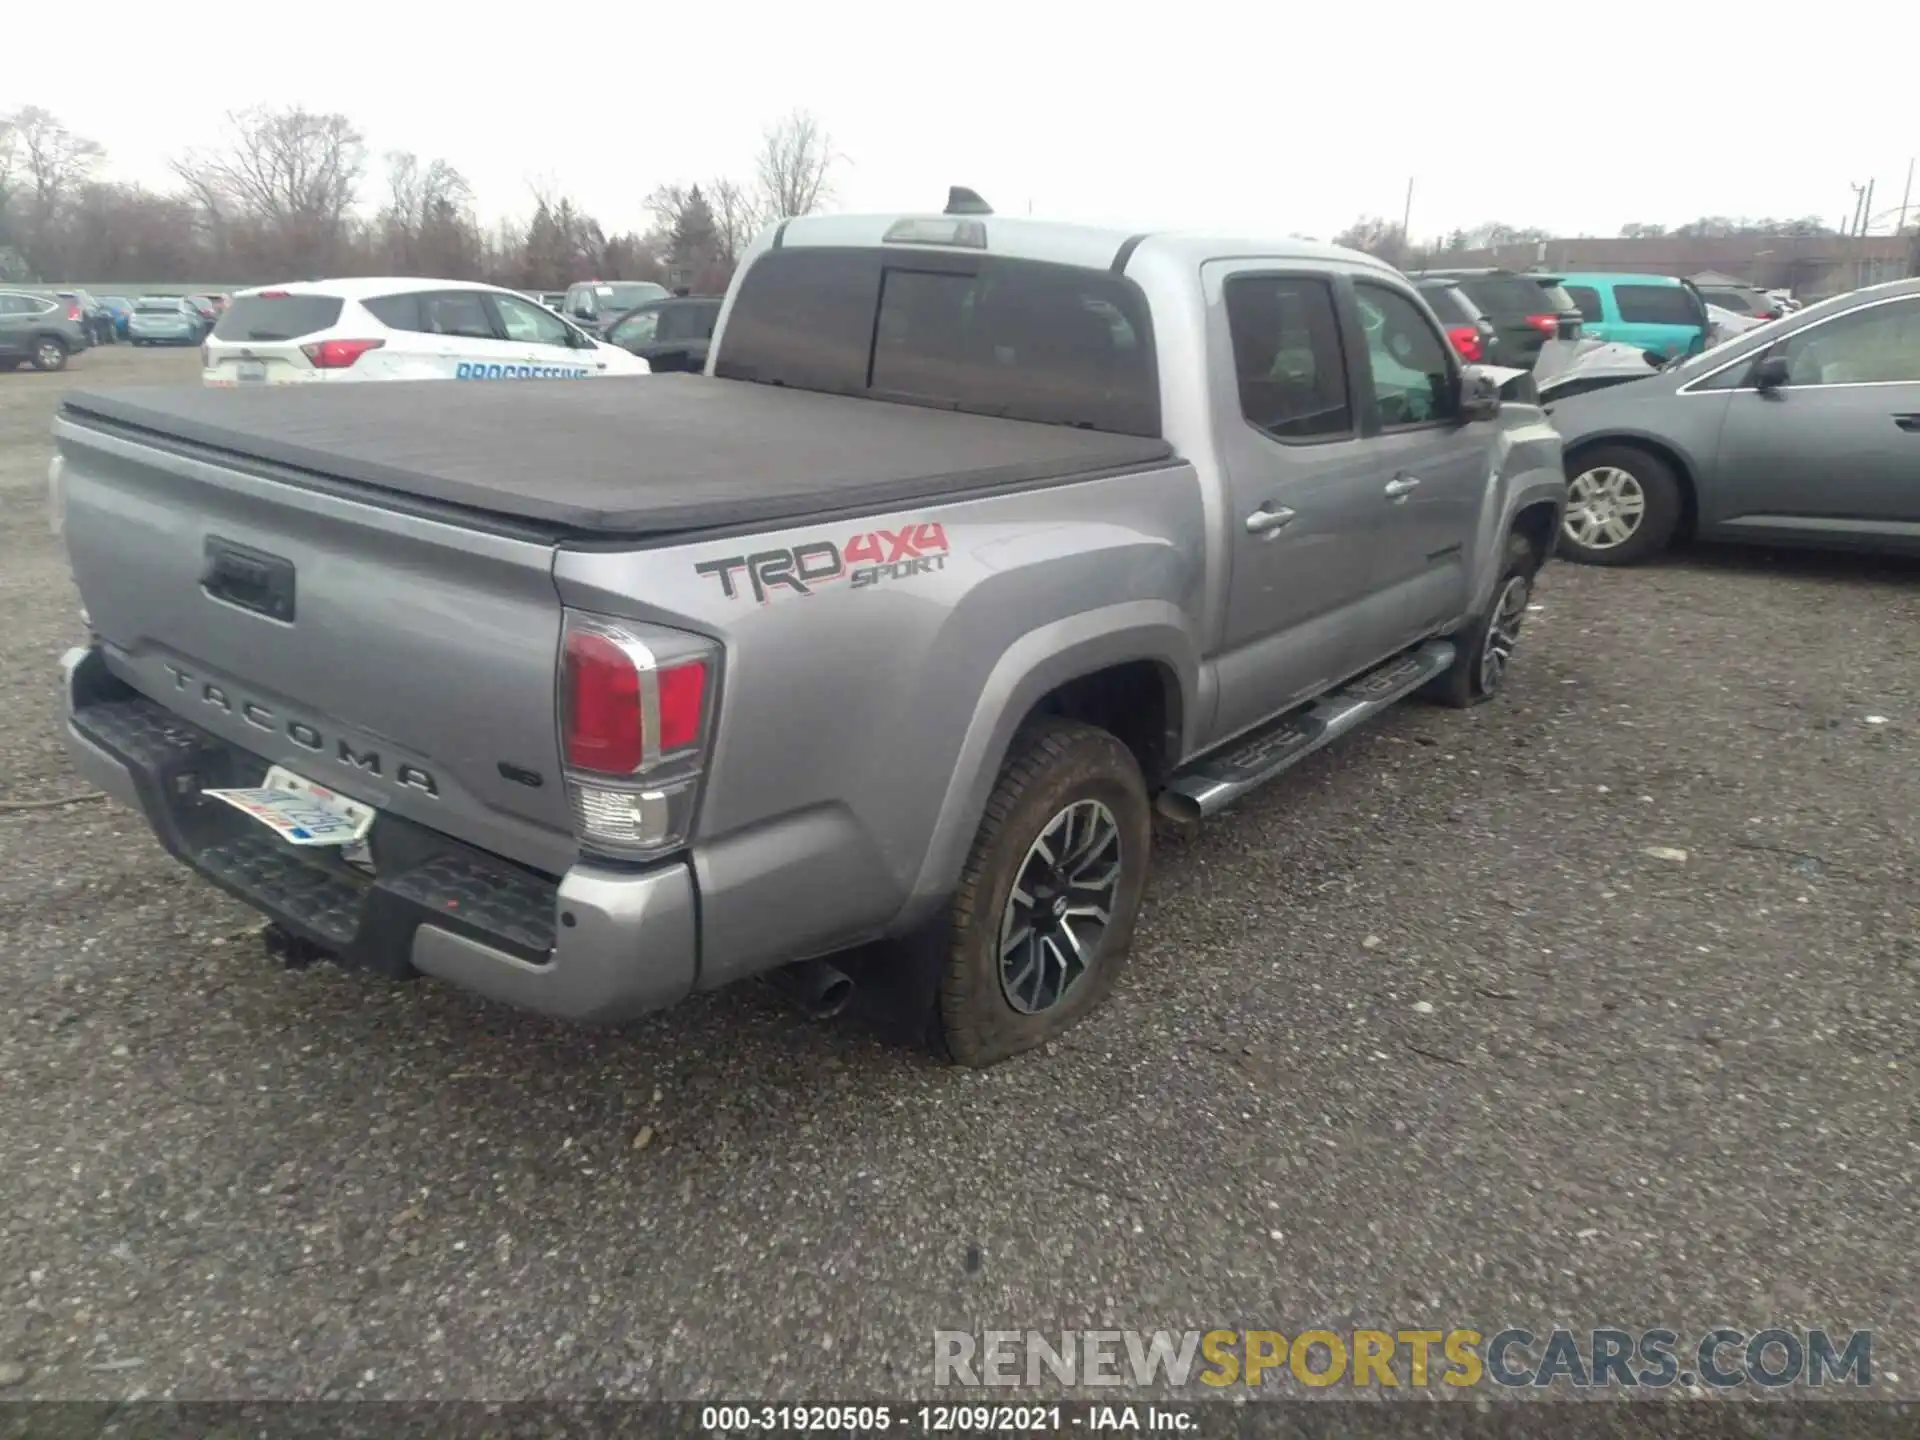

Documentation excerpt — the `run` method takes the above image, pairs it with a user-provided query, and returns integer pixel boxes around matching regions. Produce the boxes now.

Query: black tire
[1559,443,1682,566]
[1425,532,1538,709]
[31,336,68,373]
[935,718,1151,1067]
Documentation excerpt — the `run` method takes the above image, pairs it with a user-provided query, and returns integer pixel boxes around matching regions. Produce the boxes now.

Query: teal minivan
[1555,273,1710,359]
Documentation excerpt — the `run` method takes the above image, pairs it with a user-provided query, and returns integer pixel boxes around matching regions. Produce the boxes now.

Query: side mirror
[1457,364,1502,423]
[1754,354,1790,393]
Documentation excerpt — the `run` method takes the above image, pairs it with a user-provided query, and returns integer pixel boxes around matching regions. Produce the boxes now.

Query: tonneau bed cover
[59,374,1175,537]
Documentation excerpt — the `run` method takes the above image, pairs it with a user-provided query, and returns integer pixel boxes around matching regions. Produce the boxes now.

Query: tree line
[1329,213,1849,270]
[0,104,840,291]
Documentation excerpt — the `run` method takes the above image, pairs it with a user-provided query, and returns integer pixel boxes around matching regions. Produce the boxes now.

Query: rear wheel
[935,719,1151,1067]
[31,337,67,372]
[1559,444,1682,565]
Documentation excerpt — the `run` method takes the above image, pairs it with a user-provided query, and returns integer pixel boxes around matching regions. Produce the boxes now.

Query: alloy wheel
[35,340,64,371]
[998,798,1122,1014]
[1564,466,1646,550]
[1479,574,1531,694]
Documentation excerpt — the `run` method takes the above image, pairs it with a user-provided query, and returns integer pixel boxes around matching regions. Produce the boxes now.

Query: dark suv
[601,294,723,373]
[0,290,90,372]
[1408,267,1565,370]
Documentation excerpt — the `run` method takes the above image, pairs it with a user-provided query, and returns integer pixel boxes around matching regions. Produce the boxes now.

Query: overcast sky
[14,0,1918,243]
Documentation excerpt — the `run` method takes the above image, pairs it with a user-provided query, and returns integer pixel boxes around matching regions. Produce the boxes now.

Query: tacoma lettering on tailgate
[695,523,950,603]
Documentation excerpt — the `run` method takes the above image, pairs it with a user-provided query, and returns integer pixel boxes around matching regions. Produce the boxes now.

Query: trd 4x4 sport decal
[695,523,950,603]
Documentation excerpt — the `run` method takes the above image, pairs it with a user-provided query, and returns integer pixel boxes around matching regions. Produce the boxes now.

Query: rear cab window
[716,248,1160,437]
[214,294,344,341]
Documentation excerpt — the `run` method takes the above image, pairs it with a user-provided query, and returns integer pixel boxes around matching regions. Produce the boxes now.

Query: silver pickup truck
[51,204,1566,1066]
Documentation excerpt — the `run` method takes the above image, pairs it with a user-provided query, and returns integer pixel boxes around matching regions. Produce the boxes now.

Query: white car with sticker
[202,277,651,386]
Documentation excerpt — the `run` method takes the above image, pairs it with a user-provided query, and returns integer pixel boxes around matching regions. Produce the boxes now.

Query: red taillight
[564,630,644,773]
[300,338,384,369]
[656,661,707,752]
[1524,313,1559,336]
[562,628,710,775]
[1445,325,1484,363]
[67,305,82,322]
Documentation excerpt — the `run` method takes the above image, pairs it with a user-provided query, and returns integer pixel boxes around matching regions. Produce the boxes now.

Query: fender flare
[895,599,1200,932]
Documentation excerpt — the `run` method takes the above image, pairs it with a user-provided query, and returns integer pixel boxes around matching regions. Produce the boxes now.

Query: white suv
[203,277,651,385]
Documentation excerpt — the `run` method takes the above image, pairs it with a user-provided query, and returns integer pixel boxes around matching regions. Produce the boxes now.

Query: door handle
[1895,414,1920,433]
[1245,505,1297,535]
[1384,476,1422,499]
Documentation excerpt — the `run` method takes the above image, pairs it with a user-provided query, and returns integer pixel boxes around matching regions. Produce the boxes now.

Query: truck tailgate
[56,416,577,876]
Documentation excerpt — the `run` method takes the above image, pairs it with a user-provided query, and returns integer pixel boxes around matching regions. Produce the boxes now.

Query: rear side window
[1563,285,1603,321]
[717,248,1160,437]
[214,294,343,342]
[1222,274,1353,443]
[362,293,423,331]
[1616,284,1702,326]
[419,291,497,340]
[1537,284,1577,313]
[1457,274,1553,318]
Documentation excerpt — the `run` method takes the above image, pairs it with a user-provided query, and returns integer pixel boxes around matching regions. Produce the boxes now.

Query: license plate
[236,361,267,383]
[204,766,375,846]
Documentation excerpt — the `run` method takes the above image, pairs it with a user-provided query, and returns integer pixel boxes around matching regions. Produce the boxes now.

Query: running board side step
[1157,639,1456,822]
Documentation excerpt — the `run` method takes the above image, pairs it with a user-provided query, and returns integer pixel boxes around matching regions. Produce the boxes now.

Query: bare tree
[379,150,474,271]
[754,109,836,222]
[172,106,364,273]
[707,177,760,263]
[13,106,104,215]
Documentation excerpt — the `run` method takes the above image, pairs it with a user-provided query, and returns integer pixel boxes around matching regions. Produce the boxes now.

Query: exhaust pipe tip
[768,958,856,1021]
[1155,789,1203,826]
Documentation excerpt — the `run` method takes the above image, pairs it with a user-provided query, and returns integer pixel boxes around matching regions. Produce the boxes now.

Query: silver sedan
[1546,277,1920,564]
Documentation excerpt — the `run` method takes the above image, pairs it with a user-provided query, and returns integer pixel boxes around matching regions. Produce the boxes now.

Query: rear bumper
[60,646,697,1023]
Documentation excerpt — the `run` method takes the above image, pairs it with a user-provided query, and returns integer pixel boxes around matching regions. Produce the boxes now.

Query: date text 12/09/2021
[699,1404,1197,1433]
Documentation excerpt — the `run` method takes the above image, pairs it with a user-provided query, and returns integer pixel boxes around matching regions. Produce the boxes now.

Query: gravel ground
[0,347,1915,1409]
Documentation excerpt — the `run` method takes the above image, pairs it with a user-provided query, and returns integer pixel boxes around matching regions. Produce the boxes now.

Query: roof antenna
[945,186,993,217]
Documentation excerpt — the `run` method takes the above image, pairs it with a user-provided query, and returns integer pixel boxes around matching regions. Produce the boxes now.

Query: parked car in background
[1704,304,1764,345]
[1692,281,1781,322]
[562,279,670,335]
[128,296,208,346]
[0,289,89,371]
[202,277,651,384]
[1554,273,1709,360]
[1412,277,1496,364]
[539,292,567,312]
[184,294,222,329]
[601,294,722,373]
[97,296,135,339]
[57,290,116,346]
[1406,268,1563,371]
[1529,276,1584,340]
[1548,277,1920,565]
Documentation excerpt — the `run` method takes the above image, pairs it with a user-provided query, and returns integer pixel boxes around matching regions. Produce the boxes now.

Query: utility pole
[1898,157,1914,236]
[1849,182,1867,237]
[1400,177,1414,239]
[1862,179,1876,235]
